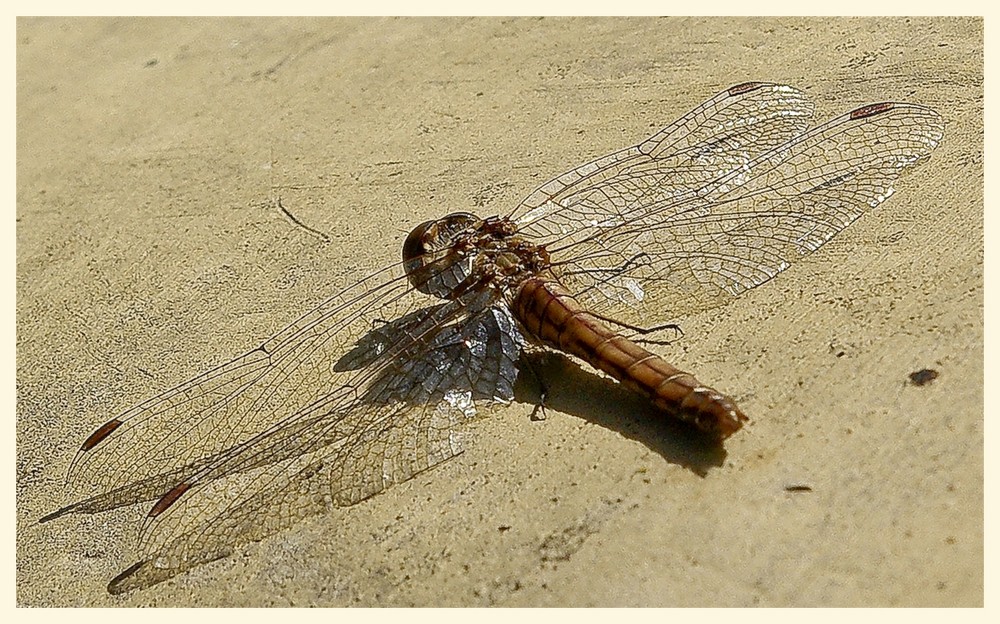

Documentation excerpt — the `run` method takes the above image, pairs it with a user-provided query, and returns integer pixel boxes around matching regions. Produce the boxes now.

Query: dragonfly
[40,82,944,593]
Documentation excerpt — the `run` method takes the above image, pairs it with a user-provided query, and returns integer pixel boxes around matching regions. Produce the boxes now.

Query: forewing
[511,83,815,238]
[532,101,944,328]
[58,263,413,506]
[52,260,519,521]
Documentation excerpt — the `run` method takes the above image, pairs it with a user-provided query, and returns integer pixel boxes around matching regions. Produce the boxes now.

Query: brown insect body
[403,213,747,439]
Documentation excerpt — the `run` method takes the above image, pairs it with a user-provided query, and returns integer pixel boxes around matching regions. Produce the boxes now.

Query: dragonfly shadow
[514,351,728,477]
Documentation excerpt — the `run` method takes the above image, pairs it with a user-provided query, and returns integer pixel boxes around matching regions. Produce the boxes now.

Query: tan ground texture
[16,17,983,607]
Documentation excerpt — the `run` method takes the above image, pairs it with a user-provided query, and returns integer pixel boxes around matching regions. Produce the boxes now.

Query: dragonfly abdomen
[513,277,748,439]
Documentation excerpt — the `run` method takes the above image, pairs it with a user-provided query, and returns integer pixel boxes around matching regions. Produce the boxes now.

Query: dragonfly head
[402,212,482,299]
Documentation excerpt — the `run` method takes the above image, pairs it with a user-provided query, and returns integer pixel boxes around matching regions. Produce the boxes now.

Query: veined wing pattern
[41,82,943,593]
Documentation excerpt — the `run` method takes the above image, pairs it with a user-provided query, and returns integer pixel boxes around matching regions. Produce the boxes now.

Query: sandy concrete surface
[16,17,982,607]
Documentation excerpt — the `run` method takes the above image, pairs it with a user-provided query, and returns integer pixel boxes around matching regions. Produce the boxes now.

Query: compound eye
[402,219,436,272]
[401,213,478,266]
[401,213,480,298]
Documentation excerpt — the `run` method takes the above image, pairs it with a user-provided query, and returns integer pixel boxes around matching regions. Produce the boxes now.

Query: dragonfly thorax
[402,212,550,301]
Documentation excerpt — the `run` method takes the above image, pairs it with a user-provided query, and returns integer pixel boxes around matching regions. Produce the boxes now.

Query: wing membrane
[102,295,522,592]
[51,257,520,516]
[107,395,466,593]
[519,94,943,327]
[64,264,412,497]
[511,83,815,237]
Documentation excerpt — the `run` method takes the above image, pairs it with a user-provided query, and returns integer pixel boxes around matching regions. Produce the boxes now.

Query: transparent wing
[104,300,524,593]
[509,82,815,234]
[105,398,467,594]
[513,90,943,328]
[44,257,523,590]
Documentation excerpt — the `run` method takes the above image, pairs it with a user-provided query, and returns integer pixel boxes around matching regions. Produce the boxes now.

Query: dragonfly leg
[632,322,684,347]
[517,352,550,421]
[586,310,684,345]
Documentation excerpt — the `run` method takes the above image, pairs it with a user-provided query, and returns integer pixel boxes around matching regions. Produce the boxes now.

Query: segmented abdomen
[512,277,748,439]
